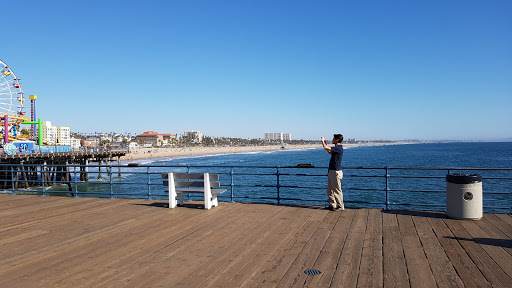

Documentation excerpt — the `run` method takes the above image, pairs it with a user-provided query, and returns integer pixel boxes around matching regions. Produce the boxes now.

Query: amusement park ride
[1,59,45,155]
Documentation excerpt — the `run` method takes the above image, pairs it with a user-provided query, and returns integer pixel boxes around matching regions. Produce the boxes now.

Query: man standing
[321,134,344,211]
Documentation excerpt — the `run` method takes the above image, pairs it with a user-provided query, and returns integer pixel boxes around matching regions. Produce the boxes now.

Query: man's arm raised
[321,137,332,154]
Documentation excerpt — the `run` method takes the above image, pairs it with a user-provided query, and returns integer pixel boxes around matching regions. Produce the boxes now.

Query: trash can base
[446,213,482,220]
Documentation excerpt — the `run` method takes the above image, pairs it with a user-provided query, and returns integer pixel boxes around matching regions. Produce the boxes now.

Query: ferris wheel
[0,59,25,119]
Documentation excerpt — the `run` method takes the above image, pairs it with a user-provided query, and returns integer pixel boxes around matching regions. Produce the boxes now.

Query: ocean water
[50,142,512,212]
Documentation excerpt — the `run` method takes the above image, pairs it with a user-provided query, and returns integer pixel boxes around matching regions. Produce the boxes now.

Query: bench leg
[212,194,219,207]
[204,173,212,210]
[168,173,177,208]
[169,190,177,208]
[205,195,212,210]
[177,193,184,206]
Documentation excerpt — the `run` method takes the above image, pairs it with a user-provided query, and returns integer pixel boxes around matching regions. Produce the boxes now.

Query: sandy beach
[120,144,317,161]
[120,142,405,162]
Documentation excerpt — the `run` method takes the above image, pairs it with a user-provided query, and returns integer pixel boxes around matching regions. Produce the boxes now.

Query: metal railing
[0,145,129,157]
[0,163,510,213]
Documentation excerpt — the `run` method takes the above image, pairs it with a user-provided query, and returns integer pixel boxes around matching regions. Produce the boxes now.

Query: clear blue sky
[3,0,511,140]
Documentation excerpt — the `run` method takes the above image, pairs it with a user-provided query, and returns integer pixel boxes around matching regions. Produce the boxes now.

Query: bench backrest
[162,173,221,188]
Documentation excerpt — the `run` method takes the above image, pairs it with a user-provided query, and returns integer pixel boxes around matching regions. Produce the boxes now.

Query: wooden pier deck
[1,194,511,287]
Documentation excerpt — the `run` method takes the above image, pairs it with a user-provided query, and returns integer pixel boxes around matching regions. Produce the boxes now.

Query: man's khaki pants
[327,170,344,209]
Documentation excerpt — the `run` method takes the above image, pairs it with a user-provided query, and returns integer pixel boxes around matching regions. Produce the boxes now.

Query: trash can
[446,174,482,220]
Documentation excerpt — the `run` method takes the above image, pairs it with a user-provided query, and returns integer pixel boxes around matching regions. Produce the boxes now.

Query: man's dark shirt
[329,145,344,170]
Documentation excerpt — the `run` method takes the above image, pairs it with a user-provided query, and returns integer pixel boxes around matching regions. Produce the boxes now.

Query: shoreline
[120,142,410,162]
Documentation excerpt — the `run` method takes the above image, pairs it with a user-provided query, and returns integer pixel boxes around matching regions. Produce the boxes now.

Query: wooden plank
[357,208,383,287]
[495,213,512,226]
[4,200,239,286]
[330,208,369,287]
[474,217,512,257]
[226,208,327,288]
[276,209,339,287]
[0,198,185,286]
[70,202,253,287]
[168,206,294,288]
[411,214,464,288]
[209,207,312,287]
[169,181,221,188]
[484,213,512,238]
[443,218,512,287]
[248,209,327,287]
[0,199,143,268]
[382,212,409,288]
[205,207,313,287]
[0,194,71,210]
[428,217,491,288]
[90,203,282,287]
[162,173,220,180]
[459,220,512,277]
[0,195,103,221]
[303,209,355,288]
[397,213,437,287]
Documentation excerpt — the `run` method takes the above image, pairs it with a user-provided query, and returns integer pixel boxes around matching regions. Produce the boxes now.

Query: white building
[57,127,71,145]
[129,142,140,150]
[183,130,203,143]
[264,132,292,141]
[70,138,81,149]
[42,121,71,145]
[42,121,58,144]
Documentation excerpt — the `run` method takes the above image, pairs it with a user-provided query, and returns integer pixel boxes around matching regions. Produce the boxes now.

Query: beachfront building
[264,132,292,141]
[57,127,71,145]
[82,139,99,147]
[70,138,81,149]
[42,121,71,145]
[136,131,177,146]
[183,130,203,143]
[129,142,140,150]
[42,121,57,144]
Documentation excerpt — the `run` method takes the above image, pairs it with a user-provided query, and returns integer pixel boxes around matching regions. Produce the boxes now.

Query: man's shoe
[324,205,335,211]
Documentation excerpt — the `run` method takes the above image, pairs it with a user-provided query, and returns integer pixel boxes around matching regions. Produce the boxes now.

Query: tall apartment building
[42,121,57,144]
[42,121,71,145]
[57,127,71,145]
[264,132,292,141]
[183,130,203,143]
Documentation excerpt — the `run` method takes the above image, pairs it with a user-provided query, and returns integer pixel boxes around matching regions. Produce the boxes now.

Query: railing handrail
[1,163,512,171]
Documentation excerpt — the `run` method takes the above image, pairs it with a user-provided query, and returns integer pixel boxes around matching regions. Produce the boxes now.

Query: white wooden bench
[162,173,227,209]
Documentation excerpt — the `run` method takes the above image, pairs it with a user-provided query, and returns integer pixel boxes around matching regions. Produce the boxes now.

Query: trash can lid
[446,173,482,184]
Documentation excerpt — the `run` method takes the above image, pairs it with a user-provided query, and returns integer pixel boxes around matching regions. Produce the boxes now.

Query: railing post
[41,163,46,197]
[230,167,234,203]
[109,164,114,199]
[146,166,151,200]
[385,166,389,210]
[276,167,281,205]
[186,165,191,200]
[10,166,15,195]
[73,166,79,198]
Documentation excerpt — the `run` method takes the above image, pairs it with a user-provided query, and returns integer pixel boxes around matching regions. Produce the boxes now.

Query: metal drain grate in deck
[304,269,322,276]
